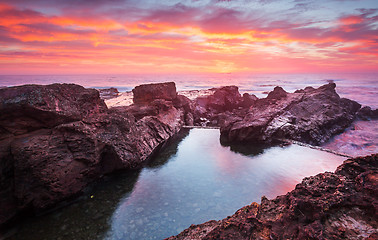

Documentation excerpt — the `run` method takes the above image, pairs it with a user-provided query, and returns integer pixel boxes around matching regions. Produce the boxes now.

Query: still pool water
[9,129,345,240]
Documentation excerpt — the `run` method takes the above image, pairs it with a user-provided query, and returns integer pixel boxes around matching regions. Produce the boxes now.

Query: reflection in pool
[10,129,345,240]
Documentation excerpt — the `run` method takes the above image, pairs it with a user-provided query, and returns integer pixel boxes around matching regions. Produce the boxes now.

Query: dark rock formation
[193,86,251,126]
[266,86,287,100]
[173,95,196,126]
[194,86,257,113]
[220,83,361,145]
[0,84,107,137]
[132,82,177,104]
[1,81,374,233]
[202,86,243,112]
[0,83,185,228]
[98,87,119,100]
[357,106,378,120]
[167,154,378,240]
[241,93,258,108]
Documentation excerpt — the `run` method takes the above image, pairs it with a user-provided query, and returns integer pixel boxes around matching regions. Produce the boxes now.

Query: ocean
[0,72,377,108]
[0,72,377,156]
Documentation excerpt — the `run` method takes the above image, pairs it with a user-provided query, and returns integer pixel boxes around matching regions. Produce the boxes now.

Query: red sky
[0,0,377,74]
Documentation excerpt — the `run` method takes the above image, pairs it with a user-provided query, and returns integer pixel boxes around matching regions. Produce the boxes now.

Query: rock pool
[8,128,345,240]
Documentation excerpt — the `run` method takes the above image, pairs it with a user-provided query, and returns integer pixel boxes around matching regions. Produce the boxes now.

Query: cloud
[19,23,96,35]
[0,0,378,74]
[198,7,252,34]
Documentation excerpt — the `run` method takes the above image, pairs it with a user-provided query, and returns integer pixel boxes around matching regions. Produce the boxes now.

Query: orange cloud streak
[0,3,377,74]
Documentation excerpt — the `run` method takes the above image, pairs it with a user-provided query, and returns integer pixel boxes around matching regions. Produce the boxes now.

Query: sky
[0,0,377,74]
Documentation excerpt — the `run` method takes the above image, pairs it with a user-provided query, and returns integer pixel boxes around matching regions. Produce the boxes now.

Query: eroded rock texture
[0,83,186,227]
[167,154,378,240]
[219,83,361,145]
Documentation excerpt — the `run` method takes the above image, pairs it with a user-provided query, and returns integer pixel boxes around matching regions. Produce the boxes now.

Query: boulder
[132,82,177,104]
[167,154,378,240]
[221,83,361,145]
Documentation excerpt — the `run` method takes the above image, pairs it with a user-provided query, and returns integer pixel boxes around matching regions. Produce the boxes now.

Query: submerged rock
[166,154,378,240]
[220,83,361,145]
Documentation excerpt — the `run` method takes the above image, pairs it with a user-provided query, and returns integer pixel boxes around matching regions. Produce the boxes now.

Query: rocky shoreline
[0,81,377,238]
[0,82,189,230]
[166,154,378,240]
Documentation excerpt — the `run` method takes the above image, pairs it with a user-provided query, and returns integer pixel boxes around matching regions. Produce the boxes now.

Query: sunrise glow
[0,0,377,74]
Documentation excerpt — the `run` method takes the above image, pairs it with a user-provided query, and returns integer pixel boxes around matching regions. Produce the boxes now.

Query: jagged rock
[98,88,119,100]
[132,82,177,104]
[192,86,249,126]
[220,83,361,145]
[0,84,107,137]
[166,154,378,240]
[196,86,243,112]
[267,86,287,100]
[241,93,258,108]
[0,83,184,228]
[172,95,196,126]
[357,106,378,120]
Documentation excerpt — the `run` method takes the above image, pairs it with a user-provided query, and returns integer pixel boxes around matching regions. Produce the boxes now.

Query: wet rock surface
[0,83,186,228]
[219,83,361,145]
[167,154,378,240]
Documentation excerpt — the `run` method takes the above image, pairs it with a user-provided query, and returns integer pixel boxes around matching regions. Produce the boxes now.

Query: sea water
[1,72,377,155]
[9,129,346,240]
[0,72,377,108]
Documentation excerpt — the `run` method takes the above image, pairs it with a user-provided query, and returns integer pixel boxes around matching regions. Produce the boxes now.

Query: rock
[192,86,247,126]
[196,86,243,112]
[221,83,361,145]
[0,84,107,137]
[166,154,378,240]
[357,106,378,120]
[241,93,258,108]
[98,88,119,100]
[0,81,374,231]
[266,86,287,100]
[0,83,185,228]
[173,95,196,126]
[132,82,177,104]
